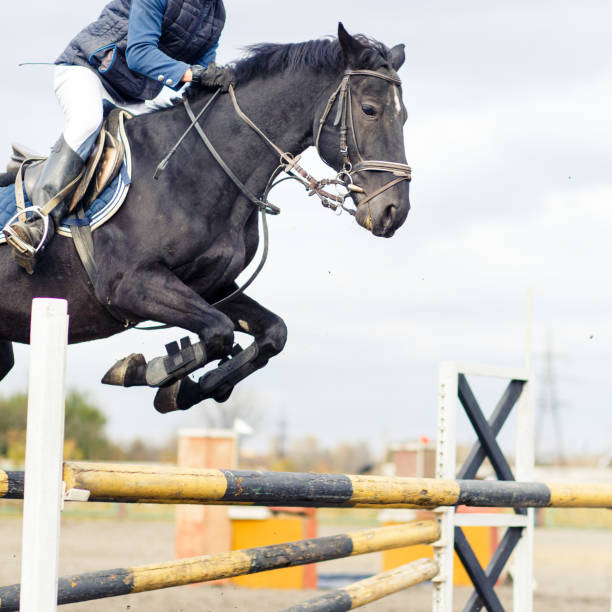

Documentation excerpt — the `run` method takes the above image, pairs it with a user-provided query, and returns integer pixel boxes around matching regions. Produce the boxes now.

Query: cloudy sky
[1,1,611,461]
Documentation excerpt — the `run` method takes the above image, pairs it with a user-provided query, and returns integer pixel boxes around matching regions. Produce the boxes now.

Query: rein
[225,85,354,215]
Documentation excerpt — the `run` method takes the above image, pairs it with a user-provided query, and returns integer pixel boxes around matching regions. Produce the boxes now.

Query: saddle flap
[87,129,124,208]
[70,129,106,211]
[77,109,128,210]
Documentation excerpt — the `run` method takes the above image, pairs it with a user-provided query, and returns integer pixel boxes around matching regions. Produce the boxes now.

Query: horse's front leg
[101,265,235,387]
[153,291,287,414]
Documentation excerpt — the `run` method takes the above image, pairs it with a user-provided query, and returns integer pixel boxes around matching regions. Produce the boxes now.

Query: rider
[4,0,230,273]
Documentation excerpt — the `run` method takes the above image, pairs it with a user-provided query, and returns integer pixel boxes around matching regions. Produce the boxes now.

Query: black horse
[0,24,410,413]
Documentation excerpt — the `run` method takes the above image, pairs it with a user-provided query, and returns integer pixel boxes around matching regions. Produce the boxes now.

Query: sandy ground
[1,516,611,611]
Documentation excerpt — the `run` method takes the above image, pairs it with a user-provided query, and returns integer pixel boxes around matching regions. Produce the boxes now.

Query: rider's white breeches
[53,65,180,160]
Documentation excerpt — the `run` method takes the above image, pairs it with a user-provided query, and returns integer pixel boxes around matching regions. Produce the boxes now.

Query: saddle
[8,109,130,216]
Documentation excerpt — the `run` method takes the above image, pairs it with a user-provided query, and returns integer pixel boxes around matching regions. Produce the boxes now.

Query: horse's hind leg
[0,342,15,382]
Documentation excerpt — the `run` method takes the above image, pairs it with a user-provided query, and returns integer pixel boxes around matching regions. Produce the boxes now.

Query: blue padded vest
[56,0,225,103]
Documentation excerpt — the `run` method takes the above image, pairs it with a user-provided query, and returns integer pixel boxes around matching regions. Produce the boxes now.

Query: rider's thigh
[53,65,105,159]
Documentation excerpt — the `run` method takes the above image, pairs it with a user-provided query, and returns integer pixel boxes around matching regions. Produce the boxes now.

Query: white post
[513,375,535,612]
[512,286,535,611]
[20,299,69,612]
[432,362,458,612]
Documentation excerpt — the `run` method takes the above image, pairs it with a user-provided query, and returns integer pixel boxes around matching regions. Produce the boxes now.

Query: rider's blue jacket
[56,0,225,104]
[126,0,219,91]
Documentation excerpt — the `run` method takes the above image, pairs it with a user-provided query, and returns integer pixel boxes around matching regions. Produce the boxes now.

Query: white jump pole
[20,298,69,612]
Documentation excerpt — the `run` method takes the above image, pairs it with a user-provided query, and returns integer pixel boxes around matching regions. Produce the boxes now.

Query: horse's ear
[389,44,406,71]
[338,22,368,67]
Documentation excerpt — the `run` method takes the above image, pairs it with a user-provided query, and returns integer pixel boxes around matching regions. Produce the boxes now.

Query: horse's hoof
[154,377,201,414]
[213,383,234,403]
[154,381,181,414]
[102,353,147,387]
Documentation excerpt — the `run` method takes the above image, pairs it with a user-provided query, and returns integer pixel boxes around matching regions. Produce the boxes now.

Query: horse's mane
[180,35,392,102]
[231,35,391,85]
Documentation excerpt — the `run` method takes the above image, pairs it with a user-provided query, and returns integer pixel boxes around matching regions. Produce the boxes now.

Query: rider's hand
[189,63,234,92]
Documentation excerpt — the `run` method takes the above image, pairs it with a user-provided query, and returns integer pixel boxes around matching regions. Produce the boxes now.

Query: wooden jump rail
[3,463,611,508]
[280,559,439,612]
[0,522,440,609]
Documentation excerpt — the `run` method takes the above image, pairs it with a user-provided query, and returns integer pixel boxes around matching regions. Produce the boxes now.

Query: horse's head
[316,24,411,238]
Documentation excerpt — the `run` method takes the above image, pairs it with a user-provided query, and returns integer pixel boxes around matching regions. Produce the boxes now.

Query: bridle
[149,65,412,320]
[156,66,412,219]
[314,68,412,210]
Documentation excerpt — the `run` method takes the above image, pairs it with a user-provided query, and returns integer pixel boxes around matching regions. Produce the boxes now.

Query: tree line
[0,390,174,464]
[0,389,374,474]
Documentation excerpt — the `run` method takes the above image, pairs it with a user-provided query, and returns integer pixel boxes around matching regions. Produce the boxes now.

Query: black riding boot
[4,136,83,274]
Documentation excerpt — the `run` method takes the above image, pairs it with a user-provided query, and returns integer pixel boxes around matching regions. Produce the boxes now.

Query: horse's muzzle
[354,187,410,238]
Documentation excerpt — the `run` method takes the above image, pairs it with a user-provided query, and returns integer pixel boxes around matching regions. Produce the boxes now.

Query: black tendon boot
[4,136,84,274]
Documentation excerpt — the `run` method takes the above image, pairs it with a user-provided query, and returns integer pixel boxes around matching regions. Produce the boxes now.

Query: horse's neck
[159,70,335,226]
[132,70,336,226]
[228,70,333,157]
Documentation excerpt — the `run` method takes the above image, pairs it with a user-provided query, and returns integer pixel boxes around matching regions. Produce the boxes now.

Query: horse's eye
[362,104,377,117]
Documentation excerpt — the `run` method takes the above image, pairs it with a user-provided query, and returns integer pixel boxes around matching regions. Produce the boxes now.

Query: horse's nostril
[384,204,397,228]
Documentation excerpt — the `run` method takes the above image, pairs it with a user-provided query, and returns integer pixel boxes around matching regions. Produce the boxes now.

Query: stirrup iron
[2,206,50,255]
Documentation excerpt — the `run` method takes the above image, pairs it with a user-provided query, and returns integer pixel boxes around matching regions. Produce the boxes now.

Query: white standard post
[513,374,535,612]
[432,362,458,612]
[20,298,69,612]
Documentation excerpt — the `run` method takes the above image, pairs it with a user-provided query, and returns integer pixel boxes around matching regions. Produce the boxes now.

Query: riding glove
[190,63,234,92]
